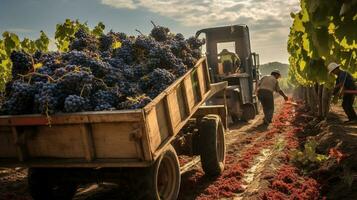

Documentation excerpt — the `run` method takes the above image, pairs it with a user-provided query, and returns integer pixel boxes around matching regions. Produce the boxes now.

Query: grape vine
[287,0,356,86]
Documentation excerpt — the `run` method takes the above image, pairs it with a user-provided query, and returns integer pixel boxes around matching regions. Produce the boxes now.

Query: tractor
[196,24,260,122]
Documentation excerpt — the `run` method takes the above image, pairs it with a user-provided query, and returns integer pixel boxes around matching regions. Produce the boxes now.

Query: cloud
[101,0,138,9]
[100,0,300,63]
[101,0,299,28]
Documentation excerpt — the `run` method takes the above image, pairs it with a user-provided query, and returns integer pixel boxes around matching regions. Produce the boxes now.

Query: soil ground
[1,100,356,200]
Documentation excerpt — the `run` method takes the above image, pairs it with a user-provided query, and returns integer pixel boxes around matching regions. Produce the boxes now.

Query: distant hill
[259,62,289,77]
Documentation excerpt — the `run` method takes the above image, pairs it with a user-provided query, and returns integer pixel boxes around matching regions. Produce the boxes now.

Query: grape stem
[150,20,157,28]
[18,72,56,82]
[135,29,145,36]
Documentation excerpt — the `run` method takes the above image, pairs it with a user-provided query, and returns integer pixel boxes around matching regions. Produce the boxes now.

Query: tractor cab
[196,25,260,122]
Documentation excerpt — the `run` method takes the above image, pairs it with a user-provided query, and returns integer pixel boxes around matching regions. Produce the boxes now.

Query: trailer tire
[142,145,181,200]
[199,115,226,177]
[28,168,78,200]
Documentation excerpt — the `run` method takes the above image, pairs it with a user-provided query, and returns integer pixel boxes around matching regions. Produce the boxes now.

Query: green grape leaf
[2,32,20,54]
[293,14,305,32]
[21,38,37,54]
[34,31,49,52]
[92,22,105,37]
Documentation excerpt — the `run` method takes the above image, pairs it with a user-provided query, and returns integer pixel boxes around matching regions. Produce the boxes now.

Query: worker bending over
[328,62,357,123]
[257,70,288,124]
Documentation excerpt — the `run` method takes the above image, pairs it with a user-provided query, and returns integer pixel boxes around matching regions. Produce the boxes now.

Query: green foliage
[0,31,49,92]
[291,139,329,173]
[55,19,87,51]
[287,0,356,87]
[0,18,105,92]
[92,22,105,37]
[55,19,106,51]
[20,31,49,54]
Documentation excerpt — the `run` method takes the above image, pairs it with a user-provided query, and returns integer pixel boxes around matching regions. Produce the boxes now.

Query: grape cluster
[34,83,60,114]
[10,51,34,79]
[1,81,35,115]
[64,95,90,113]
[99,35,113,52]
[0,24,205,115]
[150,24,170,42]
[69,28,99,52]
[91,90,119,111]
[139,68,176,98]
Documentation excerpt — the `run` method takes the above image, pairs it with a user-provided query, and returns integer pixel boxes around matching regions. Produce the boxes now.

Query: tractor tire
[28,168,78,200]
[142,145,181,200]
[242,103,256,121]
[198,115,226,177]
[231,114,240,124]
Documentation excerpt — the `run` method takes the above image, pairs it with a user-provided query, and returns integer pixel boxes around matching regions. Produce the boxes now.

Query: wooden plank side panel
[139,112,153,161]
[0,111,142,126]
[181,79,192,116]
[183,76,195,113]
[0,158,152,168]
[163,96,174,136]
[166,86,187,132]
[175,84,188,123]
[91,122,141,159]
[12,127,28,161]
[87,112,143,123]
[197,63,208,98]
[80,124,96,161]
[0,126,17,157]
[27,125,85,158]
[146,101,170,153]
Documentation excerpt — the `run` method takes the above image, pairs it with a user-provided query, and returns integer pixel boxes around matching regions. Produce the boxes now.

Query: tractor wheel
[231,114,240,124]
[198,115,226,177]
[28,168,78,200]
[242,103,256,121]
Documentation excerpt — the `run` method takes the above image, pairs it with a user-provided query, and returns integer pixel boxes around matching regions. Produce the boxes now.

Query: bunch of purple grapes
[0,23,204,115]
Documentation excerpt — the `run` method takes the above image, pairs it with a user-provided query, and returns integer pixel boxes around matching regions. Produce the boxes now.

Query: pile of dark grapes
[0,24,205,115]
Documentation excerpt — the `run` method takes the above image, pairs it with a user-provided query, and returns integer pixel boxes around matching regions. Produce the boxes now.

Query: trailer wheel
[199,115,226,177]
[28,168,78,200]
[242,103,256,121]
[143,145,180,200]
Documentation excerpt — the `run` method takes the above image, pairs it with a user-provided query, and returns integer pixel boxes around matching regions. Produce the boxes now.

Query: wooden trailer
[0,58,227,200]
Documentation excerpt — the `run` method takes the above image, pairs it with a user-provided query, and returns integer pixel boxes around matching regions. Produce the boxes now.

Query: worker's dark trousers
[257,89,274,123]
[342,94,357,120]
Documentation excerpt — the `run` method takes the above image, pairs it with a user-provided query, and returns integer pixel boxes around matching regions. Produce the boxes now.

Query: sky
[0,0,300,64]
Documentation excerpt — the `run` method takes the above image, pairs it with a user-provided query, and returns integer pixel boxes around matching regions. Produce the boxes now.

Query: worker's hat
[328,62,340,74]
[271,69,281,76]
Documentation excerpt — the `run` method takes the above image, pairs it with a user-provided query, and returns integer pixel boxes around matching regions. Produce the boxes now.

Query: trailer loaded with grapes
[0,23,228,200]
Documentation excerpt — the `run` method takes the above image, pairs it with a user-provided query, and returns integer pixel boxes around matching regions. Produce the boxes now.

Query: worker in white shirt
[257,69,288,124]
